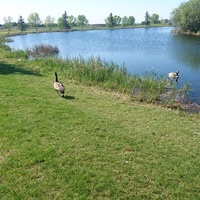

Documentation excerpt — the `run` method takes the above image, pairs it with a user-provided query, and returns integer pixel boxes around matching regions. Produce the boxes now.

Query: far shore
[1,23,172,37]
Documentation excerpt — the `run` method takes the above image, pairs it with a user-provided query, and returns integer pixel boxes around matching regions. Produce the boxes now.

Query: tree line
[3,0,199,34]
[3,11,89,32]
[2,10,164,32]
[171,0,200,33]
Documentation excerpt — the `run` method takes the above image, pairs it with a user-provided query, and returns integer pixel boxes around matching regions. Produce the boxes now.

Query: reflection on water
[171,34,200,69]
[6,27,200,104]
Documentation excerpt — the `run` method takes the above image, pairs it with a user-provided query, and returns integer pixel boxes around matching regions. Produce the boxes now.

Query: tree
[171,0,200,33]
[122,16,128,27]
[77,15,88,29]
[105,13,115,28]
[18,16,26,32]
[4,16,13,32]
[151,13,160,24]
[57,17,63,30]
[44,15,55,30]
[68,15,77,27]
[113,15,121,26]
[62,11,70,29]
[128,16,135,26]
[145,11,151,26]
[27,13,42,30]
[58,11,70,30]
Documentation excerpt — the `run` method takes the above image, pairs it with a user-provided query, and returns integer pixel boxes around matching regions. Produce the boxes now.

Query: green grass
[0,23,172,36]
[0,34,200,199]
[27,56,171,104]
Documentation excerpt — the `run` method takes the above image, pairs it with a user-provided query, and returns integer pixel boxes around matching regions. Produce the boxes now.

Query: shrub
[27,44,59,57]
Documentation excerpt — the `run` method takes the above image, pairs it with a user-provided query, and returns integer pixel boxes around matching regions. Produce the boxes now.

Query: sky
[0,0,186,24]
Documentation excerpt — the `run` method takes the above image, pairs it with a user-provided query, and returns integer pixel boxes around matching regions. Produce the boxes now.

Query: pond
[6,27,200,104]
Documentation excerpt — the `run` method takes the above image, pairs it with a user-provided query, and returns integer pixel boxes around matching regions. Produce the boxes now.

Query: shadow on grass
[62,95,76,100]
[0,61,41,76]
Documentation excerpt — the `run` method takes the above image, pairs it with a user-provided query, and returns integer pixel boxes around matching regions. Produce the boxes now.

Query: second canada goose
[168,71,179,78]
[53,72,65,97]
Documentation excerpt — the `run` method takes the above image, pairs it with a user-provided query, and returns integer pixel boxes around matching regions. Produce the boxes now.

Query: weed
[27,44,59,57]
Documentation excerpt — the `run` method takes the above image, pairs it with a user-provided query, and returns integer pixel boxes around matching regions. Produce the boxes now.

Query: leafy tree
[171,0,200,33]
[151,13,160,24]
[4,16,13,32]
[145,11,151,26]
[77,15,88,28]
[105,13,115,28]
[27,13,42,30]
[58,11,71,30]
[18,16,26,32]
[62,11,70,30]
[128,16,135,26]
[122,16,128,27]
[113,15,121,26]
[68,15,77,27]
[57,17,63,30]
[44,15,55,30]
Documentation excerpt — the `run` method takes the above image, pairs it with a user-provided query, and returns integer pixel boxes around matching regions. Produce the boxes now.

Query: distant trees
[44,15,55,30]
[113,15,121,26]
[2,9,174,32]
[122,16,128,27]
[68,15,77,27]
[27,13,42,30]
[145,12,151,26]
[151,14,159,24]
[105,13,135,28]
[122,16,135,27]
[18,16,26,32]
[171,0,200,33]
[128,16,135,26]
[77,15,88,29]
[58,11,70,30]
[105,13,115,28]
[4,16,13,31]
[57,18,63,30]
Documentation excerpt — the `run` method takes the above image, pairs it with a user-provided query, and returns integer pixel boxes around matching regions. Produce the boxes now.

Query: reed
[30,56,169,104]
[131,71,167,103]
[2,33,187,107]
[27,44,59,57]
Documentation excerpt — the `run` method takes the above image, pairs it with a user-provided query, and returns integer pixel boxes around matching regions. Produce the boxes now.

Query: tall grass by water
[32,56,171,104]
[0,35,192,108]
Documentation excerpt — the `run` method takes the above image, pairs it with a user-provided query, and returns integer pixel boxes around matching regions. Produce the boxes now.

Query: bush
[27,44,59,57]
[171,0,200,33]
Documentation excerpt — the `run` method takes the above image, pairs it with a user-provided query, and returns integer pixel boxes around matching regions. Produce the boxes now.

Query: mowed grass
[0,59,200,199]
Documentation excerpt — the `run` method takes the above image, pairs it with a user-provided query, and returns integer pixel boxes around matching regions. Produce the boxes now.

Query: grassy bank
[0,34,200,199]
[0,23,172,36]
[1,34,189,108]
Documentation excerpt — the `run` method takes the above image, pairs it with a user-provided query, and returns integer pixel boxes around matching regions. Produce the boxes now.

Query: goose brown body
[54,72,65,97]
[168,71,179,78]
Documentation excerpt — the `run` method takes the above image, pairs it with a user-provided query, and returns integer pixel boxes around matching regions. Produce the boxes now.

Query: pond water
[6,27,200,104]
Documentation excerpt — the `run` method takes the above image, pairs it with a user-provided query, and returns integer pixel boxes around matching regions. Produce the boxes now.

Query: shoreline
[1,28,200,113]
[1,23,172,37]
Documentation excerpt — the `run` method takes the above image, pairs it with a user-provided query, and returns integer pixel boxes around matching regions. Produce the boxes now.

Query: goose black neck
[55,73,58,82]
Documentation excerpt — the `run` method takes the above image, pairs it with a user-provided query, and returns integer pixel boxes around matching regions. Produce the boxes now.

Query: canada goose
[53,72,65,97]
[168,71,179,78]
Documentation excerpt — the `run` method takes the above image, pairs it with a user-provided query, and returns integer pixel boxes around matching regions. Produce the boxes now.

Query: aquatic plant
[27,44,59,57]
[131,70,167,103]
[32,56,170,104]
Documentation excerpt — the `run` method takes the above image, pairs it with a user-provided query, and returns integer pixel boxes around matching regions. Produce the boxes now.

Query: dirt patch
[160,91,200,114]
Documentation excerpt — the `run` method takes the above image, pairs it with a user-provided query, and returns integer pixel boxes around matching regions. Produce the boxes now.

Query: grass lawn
[0,29,200,199]
[0,57,200,199]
